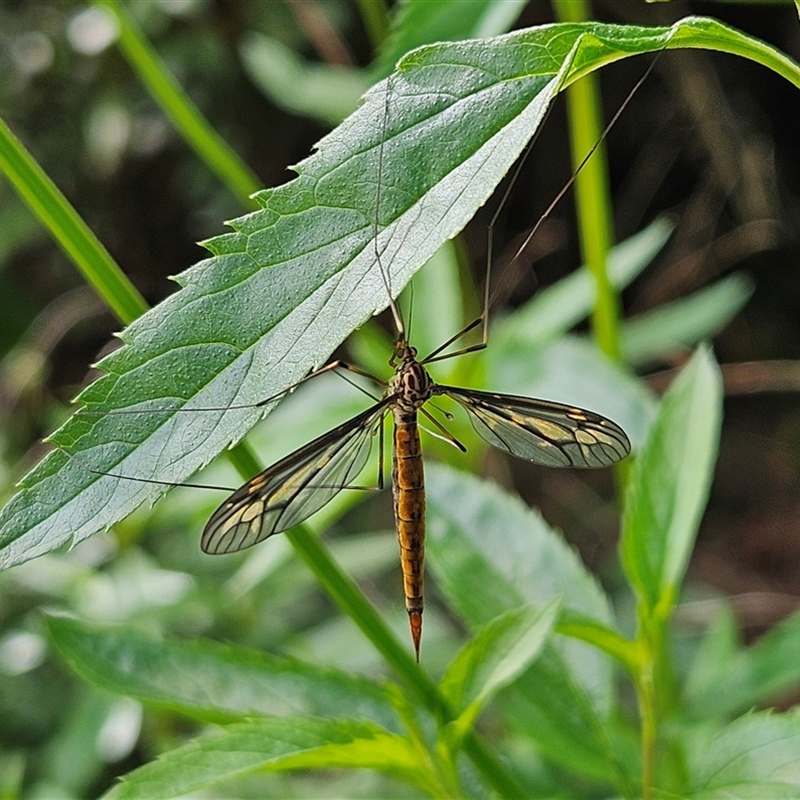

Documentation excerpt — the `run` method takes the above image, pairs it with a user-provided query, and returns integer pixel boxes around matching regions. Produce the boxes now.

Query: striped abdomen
[392,408,425,661]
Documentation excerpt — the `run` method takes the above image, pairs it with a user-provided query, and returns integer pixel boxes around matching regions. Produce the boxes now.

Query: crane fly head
[390,339,418,368]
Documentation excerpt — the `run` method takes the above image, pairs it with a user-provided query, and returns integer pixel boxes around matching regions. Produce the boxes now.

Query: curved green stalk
[553,0,621,361]
[355,0,391,50]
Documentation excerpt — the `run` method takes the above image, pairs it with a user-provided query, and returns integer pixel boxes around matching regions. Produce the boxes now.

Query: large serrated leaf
[1,21,687,569]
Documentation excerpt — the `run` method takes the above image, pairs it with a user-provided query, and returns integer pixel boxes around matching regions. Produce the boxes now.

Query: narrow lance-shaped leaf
[686,605,800,721]
[1,18,776,568]
[620,344,723,612]
[439,600,559,743]
[622,272,754,367]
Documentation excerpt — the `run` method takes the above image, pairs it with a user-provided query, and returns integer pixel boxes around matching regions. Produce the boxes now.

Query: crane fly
[200,332,630,659]
[197,73,638,659]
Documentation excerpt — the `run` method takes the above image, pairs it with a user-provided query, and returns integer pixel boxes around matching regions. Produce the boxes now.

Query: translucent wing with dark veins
[436,385,630,468]
[202,399,390,554]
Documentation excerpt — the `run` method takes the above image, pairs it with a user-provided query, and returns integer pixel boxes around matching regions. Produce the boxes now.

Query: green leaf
[686,606,800,721]
[623,272,755,367]
[46,615,397,729]
[2,17,794,569]
[239,33,369,126]
[439,601,558,740]
[621,345,722,613]
[426,464,622,782]
[684,711,800,799]
[103,716,428,800]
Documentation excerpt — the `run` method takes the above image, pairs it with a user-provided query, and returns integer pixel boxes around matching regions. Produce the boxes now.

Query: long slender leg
[377,412,386,490]
[422,317,484,364]
[419,407,466,452]
[76,360,386,417]
[253,360,386,408]
[63,449,235,492]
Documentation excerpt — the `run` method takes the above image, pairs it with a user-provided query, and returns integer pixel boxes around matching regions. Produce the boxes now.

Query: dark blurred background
[1,0,800,794]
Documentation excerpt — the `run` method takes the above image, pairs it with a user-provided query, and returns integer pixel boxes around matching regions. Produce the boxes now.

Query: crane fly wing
[437,385,630,468]
[202,399,391,554]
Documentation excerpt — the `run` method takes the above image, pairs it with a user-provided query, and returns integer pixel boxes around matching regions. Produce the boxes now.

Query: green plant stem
[99,0,262,206]
[552,0,621,362]
[566,74,621,360]
[633,603,681,799]
[634,610,668,800]
[635,654,657,800]
[0,115,148,325]
[355,0,391,50]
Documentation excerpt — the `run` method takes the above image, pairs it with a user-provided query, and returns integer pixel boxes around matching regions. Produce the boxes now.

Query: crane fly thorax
[388,342,434,414]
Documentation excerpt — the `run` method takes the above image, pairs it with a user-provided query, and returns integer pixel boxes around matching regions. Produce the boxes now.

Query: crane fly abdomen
[387,341,433,661]
[392,408,426,661]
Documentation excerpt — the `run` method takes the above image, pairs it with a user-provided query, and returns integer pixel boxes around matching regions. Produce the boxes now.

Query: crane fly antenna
[416,54,662,369]
[375,78,405,338]
[487,52,663,317]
